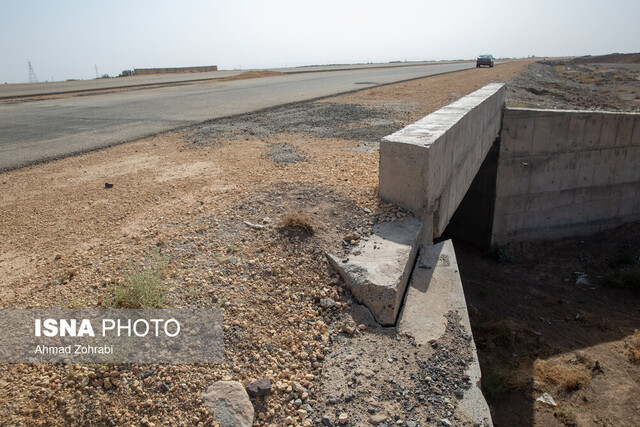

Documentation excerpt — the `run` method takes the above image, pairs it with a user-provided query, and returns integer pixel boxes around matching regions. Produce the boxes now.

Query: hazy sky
[1,0,638,83]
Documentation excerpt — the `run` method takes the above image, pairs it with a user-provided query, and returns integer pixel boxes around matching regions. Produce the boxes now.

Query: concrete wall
[492,108,640,243]
[380,83,505,243]
[134,66,218,75]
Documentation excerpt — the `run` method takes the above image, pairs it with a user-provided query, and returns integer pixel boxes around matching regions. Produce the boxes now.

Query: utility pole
[27,60,39,83]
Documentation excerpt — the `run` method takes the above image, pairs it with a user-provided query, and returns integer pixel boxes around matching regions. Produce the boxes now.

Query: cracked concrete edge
[326,219,422,326]
[326,253,392,324]
[326,251,412,326]
[398,240,493,426]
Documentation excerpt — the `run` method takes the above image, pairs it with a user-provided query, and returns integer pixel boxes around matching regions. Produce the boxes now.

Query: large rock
[327,218,421,325]
[202,381,254,427]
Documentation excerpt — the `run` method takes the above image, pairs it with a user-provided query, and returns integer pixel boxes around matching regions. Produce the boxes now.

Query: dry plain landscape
[0,57,639,426]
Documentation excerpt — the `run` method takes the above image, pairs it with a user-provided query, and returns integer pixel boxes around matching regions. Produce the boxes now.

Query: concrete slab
[398,240,492,426]
[326,218,421,326]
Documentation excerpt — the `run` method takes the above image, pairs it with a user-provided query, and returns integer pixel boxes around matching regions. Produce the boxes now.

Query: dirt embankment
[569,52,640,64]
[507,56,640,112]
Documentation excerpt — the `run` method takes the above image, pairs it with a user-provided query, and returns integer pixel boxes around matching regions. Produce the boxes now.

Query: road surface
[0,62,479,171]
[0,61,471,99]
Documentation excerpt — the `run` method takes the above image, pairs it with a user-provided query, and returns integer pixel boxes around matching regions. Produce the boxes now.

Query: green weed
[482,367,508,399]
[487,244,513,263]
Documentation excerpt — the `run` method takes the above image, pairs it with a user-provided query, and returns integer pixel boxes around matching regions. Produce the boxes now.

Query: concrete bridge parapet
[380,83,506,243]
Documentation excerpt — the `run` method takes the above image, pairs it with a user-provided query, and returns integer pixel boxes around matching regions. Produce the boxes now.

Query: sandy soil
[0,60,530,426]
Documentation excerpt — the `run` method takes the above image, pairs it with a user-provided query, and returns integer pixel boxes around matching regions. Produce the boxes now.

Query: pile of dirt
[569,52,640,64]
[267,143,305,163]
[222,70,283,81]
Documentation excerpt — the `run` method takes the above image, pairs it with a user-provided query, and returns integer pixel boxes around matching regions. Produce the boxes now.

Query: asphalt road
[0,62,477,172]
[0,61,470,99]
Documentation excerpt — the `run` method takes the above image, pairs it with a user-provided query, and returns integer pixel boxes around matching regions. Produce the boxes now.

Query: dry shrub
[112,259,167,309]
[280,213,314,236]
[628,330,640,363]
[533,358,590,393]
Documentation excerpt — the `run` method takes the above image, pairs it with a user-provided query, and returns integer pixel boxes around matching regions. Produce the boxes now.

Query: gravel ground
[315,309,476,426]
[0,60,531,426]
[187,102,405,146]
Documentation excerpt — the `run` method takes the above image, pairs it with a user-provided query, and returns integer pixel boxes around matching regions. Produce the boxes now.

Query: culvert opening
[436,136,501,250]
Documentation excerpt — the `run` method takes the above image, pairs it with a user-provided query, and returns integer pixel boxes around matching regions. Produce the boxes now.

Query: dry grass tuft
[112,258,168,309]
[628,330,640,363]
[533,358,591,393]
[280,213,314,236]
